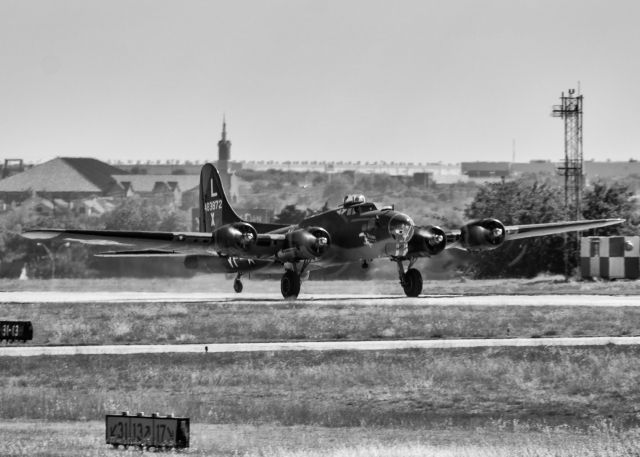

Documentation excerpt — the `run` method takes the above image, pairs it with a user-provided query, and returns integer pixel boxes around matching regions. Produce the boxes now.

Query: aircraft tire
[402,268,423,297]
[281,270,301,299]
[233,278,243,293]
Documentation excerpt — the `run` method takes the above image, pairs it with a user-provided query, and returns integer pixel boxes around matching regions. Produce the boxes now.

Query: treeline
[0,198,189,279]
[463,180,637,278]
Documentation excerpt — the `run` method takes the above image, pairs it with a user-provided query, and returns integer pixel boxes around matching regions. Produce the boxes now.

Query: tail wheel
[281,270,301,299]
[233,278,243,293]
[402,268,423,297]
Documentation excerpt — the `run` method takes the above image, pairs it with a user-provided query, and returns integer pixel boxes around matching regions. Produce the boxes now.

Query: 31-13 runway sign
[106,412,189,449]
[0,321,33,342]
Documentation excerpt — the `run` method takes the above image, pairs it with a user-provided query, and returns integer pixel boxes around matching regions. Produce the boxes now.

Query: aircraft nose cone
[389,213,415,242]
[430,233,444,246]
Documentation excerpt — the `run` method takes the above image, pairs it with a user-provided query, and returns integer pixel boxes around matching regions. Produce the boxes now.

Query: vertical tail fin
[199,163,243,232]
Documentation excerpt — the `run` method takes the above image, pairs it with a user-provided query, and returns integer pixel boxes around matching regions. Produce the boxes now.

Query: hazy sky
[1,0,639,165]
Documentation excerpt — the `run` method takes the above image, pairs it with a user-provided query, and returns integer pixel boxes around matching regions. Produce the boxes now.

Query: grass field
[3,300,640,345]
[2,420,640,456]
[2,347,640,427]
[2,347,640,455]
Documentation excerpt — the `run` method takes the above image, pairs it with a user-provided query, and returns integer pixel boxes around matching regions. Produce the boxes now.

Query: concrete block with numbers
[105,412,189,449]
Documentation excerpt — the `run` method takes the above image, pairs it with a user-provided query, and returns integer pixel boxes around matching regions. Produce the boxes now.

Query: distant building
[111,174,199,207]
[0,157,127,204]
[12,195,114,217]
[182,186,199,212]
[461,162,511,180]
[217,119,232,191]
[412,172,433,188]
[511,160,556,176]
[512,160,640,188]
[23,196,55,216]
[115,162,204,175]
[238,159,462,181]
[235,208,275,224]
[101,157,640,187]
[77,197,116,216]
[1,159,27,179]
[584,161,640,180]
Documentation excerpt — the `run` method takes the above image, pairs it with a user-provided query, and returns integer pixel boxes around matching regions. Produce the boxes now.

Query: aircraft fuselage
[300,205,414,266]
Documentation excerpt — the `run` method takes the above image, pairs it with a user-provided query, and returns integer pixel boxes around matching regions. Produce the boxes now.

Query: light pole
[36,242,70,279]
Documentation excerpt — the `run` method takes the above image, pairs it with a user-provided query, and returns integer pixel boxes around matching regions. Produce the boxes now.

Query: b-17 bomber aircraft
[22,164,624,299]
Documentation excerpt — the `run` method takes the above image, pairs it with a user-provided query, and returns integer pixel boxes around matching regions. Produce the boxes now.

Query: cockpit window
[345,203,378,216]
[343,194,366,206]
[358,203,377,213]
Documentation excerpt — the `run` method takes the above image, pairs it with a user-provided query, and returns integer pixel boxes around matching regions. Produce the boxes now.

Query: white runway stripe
[2,336,640,357]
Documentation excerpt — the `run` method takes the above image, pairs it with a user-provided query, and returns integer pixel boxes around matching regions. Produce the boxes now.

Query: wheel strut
[395,259,423,297]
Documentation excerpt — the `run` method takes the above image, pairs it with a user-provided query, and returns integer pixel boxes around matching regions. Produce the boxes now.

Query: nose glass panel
[389,214,415,242]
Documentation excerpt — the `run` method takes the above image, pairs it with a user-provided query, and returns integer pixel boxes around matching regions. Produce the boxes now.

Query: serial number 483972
[204,199,223,212]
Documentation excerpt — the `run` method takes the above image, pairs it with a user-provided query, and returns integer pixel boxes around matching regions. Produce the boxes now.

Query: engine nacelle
[277,227,331,262]
[459,218,506,251]
[408,225,447,257]
[213,222,258,255]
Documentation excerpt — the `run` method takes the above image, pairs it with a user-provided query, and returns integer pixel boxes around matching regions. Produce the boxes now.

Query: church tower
[217,118,232,191]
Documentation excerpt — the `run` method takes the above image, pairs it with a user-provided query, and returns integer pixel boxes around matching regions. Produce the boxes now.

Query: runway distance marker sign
[0,321,33,342]
[105,412,189,449]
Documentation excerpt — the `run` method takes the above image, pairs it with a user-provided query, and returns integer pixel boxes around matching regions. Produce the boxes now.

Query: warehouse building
[0,157,127,204]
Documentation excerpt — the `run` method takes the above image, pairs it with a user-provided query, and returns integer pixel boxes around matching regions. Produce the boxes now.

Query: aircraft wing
[502,219,625,241]
[445,218,625,250]
[21,227,290,258]
[21,229,219,256]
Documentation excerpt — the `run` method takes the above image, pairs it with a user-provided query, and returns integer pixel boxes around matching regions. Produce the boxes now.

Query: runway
[2,336,640,357]
[1,291,640,306]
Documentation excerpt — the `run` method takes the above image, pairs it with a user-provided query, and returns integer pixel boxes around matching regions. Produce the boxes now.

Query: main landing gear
[233,272,244,293]
[280,260,310,299]
[396,259,423,297]
[230,261,309,299]
[280,270,301,299]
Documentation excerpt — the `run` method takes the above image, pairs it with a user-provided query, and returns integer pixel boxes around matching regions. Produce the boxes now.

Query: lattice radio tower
[552,88,584,220]
[552,88,584,277]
